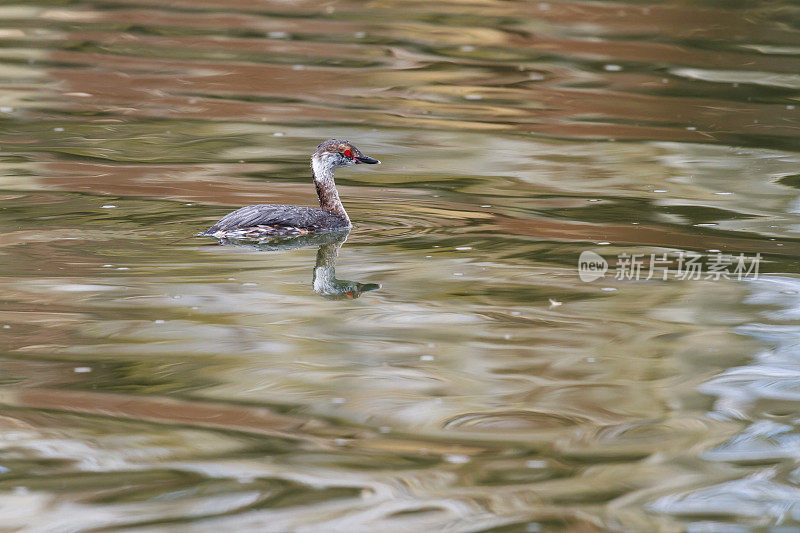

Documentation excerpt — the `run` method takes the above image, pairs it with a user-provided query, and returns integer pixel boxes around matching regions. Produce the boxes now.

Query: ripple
[650,478,800,522]
[443,410,586,431]
[703,420,800,464]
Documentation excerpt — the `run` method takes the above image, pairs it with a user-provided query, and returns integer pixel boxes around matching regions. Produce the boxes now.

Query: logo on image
[578,250,608,282]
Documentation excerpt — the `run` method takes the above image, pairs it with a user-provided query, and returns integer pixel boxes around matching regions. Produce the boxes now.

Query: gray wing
[201,204,347,235]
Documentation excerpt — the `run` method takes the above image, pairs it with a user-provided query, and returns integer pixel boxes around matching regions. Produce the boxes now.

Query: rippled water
[2,0,800,530]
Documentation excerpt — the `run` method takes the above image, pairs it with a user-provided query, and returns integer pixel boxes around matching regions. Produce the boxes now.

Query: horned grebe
[199,139,379,240]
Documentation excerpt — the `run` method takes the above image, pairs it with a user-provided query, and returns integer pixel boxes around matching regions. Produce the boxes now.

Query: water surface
[1,0,800,530]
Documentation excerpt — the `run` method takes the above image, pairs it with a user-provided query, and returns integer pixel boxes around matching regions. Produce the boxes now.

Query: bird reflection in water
[213,229,380,299]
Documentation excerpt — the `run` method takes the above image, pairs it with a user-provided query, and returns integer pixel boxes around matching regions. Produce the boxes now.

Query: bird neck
[311,156,350,224]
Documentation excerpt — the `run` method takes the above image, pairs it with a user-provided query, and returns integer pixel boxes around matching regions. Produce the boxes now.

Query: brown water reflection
[1,0,800,530]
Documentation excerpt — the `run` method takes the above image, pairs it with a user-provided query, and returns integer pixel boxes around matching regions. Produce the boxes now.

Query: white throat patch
[311,154,336,182]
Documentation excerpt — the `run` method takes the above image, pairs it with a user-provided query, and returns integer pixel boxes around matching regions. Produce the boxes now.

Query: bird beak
[355,155,380,164]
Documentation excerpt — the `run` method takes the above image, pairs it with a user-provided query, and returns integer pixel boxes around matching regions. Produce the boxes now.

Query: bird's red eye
[343,149,352,158]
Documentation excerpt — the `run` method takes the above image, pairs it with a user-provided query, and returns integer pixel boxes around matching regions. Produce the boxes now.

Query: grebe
[199,139,379,240]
